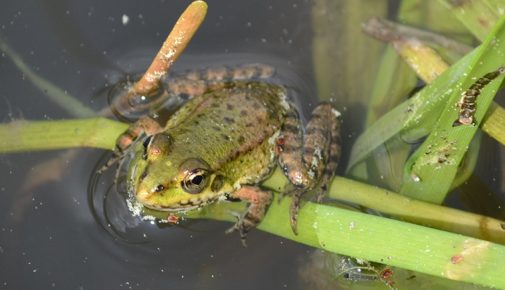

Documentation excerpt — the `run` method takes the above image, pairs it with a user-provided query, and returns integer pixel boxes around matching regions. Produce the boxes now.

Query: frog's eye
[181,168,209,194]
[179,158,211,194]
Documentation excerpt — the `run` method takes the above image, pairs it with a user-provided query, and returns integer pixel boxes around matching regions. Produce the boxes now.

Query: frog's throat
[143,203,200,212]
[140,194,222,212]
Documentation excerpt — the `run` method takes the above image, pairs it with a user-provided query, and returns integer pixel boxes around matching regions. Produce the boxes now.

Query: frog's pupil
[192,175,203,185]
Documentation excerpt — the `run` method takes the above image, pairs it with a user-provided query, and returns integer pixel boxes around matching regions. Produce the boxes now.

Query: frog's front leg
[99,116,164,172]
[277,103,341,234]
[225,185,272,246]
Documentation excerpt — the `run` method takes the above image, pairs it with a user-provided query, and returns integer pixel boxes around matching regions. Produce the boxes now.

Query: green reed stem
[0,118,128,153]
[2,117,505,288]
[150,192,505,289]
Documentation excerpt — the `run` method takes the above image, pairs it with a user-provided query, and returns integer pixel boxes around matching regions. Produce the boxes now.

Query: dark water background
[2,0,504,289]
[0,0,322,289]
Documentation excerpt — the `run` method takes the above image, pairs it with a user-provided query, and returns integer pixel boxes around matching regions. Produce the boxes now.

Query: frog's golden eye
[181,169,209,194]
[179,158,211,194]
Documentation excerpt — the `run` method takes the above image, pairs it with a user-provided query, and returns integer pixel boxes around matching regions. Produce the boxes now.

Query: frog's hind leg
[312,106,342,202]
[277,103,341,234]
[166,63,275,99]
[225,185,272,246]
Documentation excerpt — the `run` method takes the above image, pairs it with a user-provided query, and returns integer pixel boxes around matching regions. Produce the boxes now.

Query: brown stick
[133,1,208,96]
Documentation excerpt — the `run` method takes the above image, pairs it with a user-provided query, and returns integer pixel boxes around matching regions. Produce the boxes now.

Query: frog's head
[127,133,230,211]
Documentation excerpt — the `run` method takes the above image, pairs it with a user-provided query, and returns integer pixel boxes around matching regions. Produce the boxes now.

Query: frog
[112,64,342,243]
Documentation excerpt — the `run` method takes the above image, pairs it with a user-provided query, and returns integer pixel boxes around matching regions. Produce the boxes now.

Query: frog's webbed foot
[225,186,272,246]
[98,116,163,174]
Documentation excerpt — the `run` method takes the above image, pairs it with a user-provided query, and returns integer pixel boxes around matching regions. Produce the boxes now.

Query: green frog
[113,64,342,243]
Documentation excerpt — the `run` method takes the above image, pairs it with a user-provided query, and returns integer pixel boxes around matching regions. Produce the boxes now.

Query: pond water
[0,1,326,289]
[2,0,503,289]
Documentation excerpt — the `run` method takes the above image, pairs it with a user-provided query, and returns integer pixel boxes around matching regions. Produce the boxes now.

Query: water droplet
[122,14,130,25]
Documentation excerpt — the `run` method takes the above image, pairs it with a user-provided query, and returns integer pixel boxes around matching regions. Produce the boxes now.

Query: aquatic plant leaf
[437,0,503,41]
[400,16,505,203]
[347,48,476,171]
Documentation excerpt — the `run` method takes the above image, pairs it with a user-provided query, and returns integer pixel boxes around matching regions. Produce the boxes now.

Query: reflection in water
[87,151,141,242]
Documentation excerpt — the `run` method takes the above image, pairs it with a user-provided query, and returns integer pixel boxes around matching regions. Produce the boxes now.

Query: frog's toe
[238,227,249,248]
[225,214,251,247]
[289,190,303,235]
[226,223,249,245]
[224,211,242,233]
[225,223,239,235]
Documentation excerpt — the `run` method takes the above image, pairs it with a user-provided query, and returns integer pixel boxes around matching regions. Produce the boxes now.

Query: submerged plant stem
[0,37,95,118]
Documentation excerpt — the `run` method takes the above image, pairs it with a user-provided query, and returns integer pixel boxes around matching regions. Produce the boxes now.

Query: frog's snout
[135,184,155,205]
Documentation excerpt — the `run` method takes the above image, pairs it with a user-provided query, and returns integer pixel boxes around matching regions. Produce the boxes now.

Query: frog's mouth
[137,194,220,212]
[143,203,200,212]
